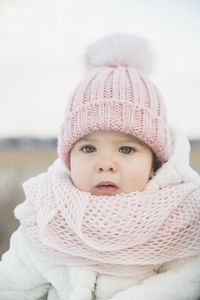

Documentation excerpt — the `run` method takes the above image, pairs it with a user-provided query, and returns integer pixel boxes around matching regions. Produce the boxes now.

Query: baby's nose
[96,158,118,173]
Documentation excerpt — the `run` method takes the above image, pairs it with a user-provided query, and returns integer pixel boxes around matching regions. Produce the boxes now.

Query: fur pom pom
[85,33,154,76]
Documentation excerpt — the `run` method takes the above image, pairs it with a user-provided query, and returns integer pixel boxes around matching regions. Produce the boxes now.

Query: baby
[0,33,200,300]
[70,130,155,195]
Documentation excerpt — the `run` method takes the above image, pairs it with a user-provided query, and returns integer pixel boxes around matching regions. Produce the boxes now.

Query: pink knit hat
[58,33,172,169]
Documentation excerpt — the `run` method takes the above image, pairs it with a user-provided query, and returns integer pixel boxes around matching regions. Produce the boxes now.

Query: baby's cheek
[125,166,151,191]
[71,168,92,192]
[71,176,89,192]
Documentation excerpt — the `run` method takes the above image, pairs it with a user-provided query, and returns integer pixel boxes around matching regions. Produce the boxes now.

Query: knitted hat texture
[58,33,172,169]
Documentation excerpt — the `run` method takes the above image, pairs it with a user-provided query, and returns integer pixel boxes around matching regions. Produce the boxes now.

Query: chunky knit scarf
[15,157,200,277]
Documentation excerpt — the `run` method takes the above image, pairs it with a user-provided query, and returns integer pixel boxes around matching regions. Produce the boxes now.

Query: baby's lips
[95,181,119,195]
[96,181,118,188]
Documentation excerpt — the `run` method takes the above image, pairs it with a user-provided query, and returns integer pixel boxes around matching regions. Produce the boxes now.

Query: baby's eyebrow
[77,137,144,146]
[115,139,139,143]
[114,139,145,146]
[76,137,96,143]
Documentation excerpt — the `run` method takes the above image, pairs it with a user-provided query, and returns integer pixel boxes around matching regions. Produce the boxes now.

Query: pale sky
[0,0,200,139]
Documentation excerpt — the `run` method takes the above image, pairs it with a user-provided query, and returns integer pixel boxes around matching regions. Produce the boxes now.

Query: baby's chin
[90,187,143,196]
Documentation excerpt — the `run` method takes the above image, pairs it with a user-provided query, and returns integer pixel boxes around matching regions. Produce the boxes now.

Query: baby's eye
[119,146,135,154]
[80,145,96,153]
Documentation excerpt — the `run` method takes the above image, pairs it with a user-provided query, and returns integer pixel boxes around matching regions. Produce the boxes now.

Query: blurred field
[0,149,58,256]
[0,146,200,257]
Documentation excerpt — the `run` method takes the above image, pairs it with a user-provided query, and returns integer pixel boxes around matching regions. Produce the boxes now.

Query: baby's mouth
[95,181,119,195]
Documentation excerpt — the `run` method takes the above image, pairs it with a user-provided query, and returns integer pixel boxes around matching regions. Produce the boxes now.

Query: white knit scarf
[15,128,200,277]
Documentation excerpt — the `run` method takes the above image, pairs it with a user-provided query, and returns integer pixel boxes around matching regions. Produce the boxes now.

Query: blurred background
[0,0,200,256]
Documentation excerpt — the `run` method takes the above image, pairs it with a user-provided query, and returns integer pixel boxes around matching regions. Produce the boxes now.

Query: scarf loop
[15,160,200,277]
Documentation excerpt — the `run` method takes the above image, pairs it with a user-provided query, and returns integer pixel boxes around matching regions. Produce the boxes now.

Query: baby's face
[70,130,154,196]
